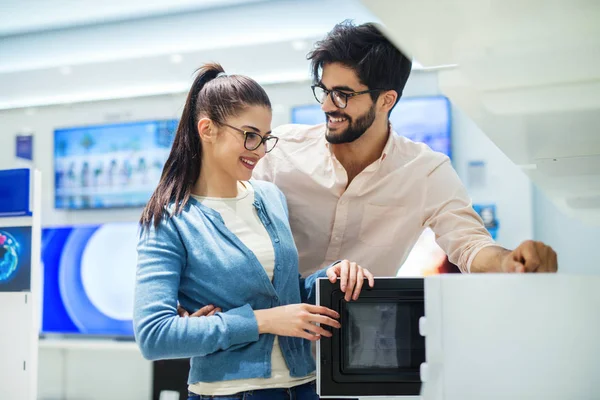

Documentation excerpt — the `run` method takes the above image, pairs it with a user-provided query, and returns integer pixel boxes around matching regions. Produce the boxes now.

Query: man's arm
[423,158,557,273]
[422,158,496,273]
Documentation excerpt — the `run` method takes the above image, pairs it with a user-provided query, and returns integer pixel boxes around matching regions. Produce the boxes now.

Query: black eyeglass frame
[311,85,389,109]
[220,122,279,153]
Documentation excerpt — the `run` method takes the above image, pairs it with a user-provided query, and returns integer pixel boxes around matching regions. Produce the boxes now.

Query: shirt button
[273,296,279,302]
[274,238,280,243]
[276,265,282,271]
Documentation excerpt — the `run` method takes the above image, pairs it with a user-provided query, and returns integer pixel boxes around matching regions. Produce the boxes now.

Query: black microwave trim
[317,277,425,398]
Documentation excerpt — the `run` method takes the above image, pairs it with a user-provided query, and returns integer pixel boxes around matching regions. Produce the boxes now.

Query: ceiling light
[411,59,459,71]
[0,71,310,110]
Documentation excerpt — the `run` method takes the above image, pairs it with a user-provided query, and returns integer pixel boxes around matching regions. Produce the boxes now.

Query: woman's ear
[198,118,217,143]
[379,90,398,114]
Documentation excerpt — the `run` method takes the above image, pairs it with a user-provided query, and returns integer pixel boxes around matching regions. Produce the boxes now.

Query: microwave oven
[316,277,425,398]
[316,275,600,400]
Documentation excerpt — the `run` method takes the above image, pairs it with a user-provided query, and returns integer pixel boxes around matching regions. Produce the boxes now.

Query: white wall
[451,106,534,250]
[0,70,535,399]
[532,185,600,274]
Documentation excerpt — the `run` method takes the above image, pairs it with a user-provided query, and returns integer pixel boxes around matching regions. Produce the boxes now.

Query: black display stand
[152,359,191,400]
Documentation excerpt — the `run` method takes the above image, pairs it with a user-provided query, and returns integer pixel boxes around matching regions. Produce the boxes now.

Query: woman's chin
[236,170,254,182]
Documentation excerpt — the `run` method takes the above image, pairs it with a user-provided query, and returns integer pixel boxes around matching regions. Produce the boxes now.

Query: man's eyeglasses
[220,123,279,153]
[311,85,387,109]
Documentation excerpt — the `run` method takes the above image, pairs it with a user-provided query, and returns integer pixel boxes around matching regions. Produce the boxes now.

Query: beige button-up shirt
[253,123,495,276]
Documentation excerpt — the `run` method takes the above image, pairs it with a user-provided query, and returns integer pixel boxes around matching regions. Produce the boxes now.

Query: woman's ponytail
[140,64,224,229]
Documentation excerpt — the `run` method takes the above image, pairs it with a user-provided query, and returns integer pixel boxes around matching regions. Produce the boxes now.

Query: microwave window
[343,302,414,370]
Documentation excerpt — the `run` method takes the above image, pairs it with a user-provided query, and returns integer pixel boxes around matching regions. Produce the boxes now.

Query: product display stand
[0,168,42,400]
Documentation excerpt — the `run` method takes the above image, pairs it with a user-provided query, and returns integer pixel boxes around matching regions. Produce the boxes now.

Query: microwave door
[317,277,425,398]
[344,302,413,371]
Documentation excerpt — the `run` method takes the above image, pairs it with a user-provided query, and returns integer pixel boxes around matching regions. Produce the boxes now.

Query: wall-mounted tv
[54,119,178,209]
[291,95,452,158]
[41,223,138,337]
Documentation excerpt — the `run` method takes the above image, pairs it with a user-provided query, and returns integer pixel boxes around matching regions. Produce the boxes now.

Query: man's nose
[321,93,339,114]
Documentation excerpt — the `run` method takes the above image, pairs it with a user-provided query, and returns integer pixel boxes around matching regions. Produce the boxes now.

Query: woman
[134,63,374,400]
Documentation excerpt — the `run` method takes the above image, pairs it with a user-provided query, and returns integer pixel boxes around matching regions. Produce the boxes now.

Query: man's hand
[501,240,558,273]
[471,241,558,273]
[177,304,221,318]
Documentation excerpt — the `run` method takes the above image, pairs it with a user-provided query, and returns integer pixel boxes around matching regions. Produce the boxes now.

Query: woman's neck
[192,161,239,198]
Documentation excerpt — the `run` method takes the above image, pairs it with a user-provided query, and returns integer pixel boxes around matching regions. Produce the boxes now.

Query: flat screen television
[291,95,451,158]
[41,223,138,337]
[54,119,178,209]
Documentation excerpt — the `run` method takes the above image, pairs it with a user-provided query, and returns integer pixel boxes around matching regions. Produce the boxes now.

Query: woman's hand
[254,304,340,341]
[326,259,375,301]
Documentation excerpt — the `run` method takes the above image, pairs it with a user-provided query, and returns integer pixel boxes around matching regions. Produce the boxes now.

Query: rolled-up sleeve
[134,217,259,360]
[422,159,496,273]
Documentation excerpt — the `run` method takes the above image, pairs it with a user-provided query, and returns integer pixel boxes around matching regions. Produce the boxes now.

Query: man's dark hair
[307,20,412,113]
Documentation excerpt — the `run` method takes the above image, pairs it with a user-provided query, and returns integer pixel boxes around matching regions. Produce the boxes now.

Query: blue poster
[0,226,32,292]
[0,169,32,217]
[473,204,499,240]
[16,135,34,161]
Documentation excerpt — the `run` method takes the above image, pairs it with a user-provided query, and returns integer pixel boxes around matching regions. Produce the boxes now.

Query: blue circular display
[0,231,21,283]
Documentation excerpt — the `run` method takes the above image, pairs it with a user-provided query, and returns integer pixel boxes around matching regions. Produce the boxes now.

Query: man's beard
[325,103,377,144]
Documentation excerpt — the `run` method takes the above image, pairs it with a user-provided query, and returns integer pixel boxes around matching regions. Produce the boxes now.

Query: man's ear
[198,118,217,143]
[380,90,398,114]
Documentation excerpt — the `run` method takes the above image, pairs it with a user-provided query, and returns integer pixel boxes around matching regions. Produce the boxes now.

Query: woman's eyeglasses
[220,123,279,153]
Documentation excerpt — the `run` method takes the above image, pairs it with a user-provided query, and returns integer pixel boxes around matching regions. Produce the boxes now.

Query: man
[253,20,557,277]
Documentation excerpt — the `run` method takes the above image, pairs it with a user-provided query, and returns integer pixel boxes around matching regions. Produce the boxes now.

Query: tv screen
[54,119,178,209]
[41,223,138,337]
[291,96,451,157]
[0,226,32,292]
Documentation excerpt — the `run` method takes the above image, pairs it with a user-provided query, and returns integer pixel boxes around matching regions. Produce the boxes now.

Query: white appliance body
[420,274,600,400]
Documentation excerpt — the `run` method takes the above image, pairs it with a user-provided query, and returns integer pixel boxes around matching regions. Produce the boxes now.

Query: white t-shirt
[188,181,315,395]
